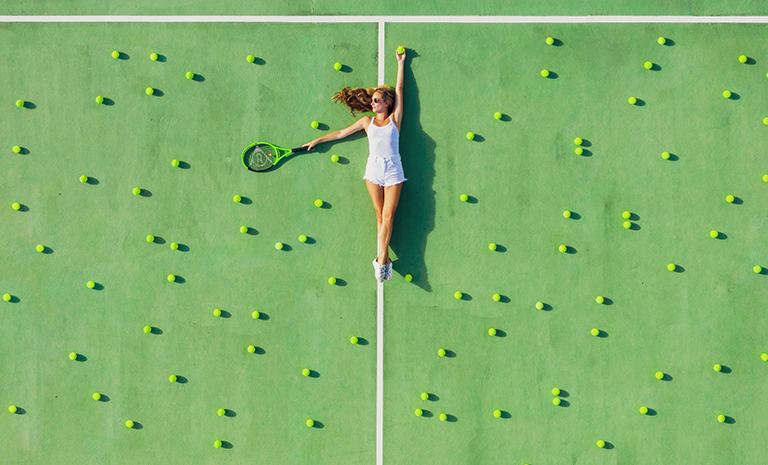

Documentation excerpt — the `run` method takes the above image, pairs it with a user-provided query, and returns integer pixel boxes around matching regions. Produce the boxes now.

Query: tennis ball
[2,294,10,302]
[597,440,605,448]
[546,37,554,45]
[92,393,101,401]
[171,159,180,167]
[644,61,653,69]
[314,199,323,207]
[628,97,637,105]
[133,187,141,195]
[710,230,718,238]
[9,405,17,413]
[726,194,734,203]
[421,392,429,400]
[298,234,307,242]
[186,72,194,79]
[311,121,319,129]
[488,243,497,251]
[492,293,501,302]
[328,276,336,285]
[717,414,726,422]
[574,147,583,155]
[170,242,179,250]
[764,118,768,126]
[125,420,134,428]
[535,302,544,310]
[404,274,413,282]
[552,398,561,406]
[466,132,474,140]
[488,328,497,336]
[460,194,468,202]
[80,175,88,183]
[247,345,256,353]
[86,281,95,289]
[15,100,24,108]
[350,336,358,344]
[591,328,599,336]
[146,87,154,95]
[667,263,676,271]
[150,53,158,61]
[146,235,154,242]
[247,55,255,63]
[493,409,502,418]
[214,440,222,448]
[640,406,648,414]
[169,375,177,382]
[12,145,21,153]
[240,226,248,234]
[658,37,666,45]
[723,90,731,99]
[558,245,567,253]
[623,221,632,229]
[334,62,342,71]
[95,96,104,104]
[494,111,502,120]
[252,311,260,319]
[233,195,242,203]
[662,151,670,159]
[302,368,310,376]
[397,46,405,54]
[143,325,152,334]
[563,210,571,218]
[306,419,314,427]
[112,51,120,58]
[213,308,221,316]
[69,352,77,360]
[331,154,339,162]
[439,413,447,421]
[574,137,582,146]
[167,274,175,282]
[12,203,20,211]
[739,55,747,63]
[438,348,446,357]
[540,69,549,77]
[714,364,722,372]
[622,211,631,219]
[655,371,664,379]
[217,408,226,417]
[415,408,423,416]
[454,291,462,299]
[36,245,44,253]
[755,266,762,273]
[551,388,560,396]
[761,353,768,361]
[596,296,604,304]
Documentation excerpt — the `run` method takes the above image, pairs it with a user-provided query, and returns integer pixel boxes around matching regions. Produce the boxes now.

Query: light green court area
[2,19,768,465]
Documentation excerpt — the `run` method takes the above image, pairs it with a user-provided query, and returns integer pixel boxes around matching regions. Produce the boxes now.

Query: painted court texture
[2,7,768,465]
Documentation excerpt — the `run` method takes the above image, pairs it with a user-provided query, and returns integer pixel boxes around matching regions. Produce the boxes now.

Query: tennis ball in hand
[494,111,502,120]
[331,154,339,162]
[16,100,24,108]
[397,46,405,54]
[644,61,653,69]
[112,51,120,58]
[171,159,180,167]
[146,87,154,95]
[95,96,104,104]
[546,37,554,45]
[540,69,550,77]
[133,187,141,195]
[150,53,158,61]
[334,62,342,71]
[657,37,666,45]
[628,97,637,105]
[186,72,194,79]
[739,55,747,63]
[311,121,319,129]
[466,132,474,140]
[723,90,731,98]
[12,146,21,153]
[12,203,20,210]
[247,55,255,63]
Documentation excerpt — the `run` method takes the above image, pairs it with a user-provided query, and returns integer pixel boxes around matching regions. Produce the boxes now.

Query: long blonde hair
[332,85,394,116]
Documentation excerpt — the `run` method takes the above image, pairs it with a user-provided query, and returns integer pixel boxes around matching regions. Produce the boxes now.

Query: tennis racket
[241,142,312,171]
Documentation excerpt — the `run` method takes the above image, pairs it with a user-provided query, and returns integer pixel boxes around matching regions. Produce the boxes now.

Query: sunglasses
[373,97,380,103]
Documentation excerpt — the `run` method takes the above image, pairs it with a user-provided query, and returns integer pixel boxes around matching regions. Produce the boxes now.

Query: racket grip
[292,145,312,153]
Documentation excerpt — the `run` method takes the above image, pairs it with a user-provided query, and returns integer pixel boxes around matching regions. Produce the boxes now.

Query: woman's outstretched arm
[391,46,406,131]
[304,116,369,150]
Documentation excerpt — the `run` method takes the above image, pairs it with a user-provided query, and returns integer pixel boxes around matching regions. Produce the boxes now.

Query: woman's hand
[396,45,405,63]
[305,139,320,151]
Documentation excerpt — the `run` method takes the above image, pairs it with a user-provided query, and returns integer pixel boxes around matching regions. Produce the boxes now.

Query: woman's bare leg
[377,183,403,264]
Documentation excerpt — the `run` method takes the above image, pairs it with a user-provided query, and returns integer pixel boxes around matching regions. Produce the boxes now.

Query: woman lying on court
[305,46,407,283]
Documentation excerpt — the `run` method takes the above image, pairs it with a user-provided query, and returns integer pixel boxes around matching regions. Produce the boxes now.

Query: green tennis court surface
[2,20,768,465]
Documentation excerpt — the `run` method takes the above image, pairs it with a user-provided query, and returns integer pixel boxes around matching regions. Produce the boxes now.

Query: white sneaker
[383,262,393,281]
[372,259,384,283]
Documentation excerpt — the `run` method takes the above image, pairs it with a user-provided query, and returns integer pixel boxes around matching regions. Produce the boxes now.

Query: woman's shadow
[391,50,436,291]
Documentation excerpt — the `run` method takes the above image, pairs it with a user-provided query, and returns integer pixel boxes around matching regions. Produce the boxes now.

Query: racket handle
[292,145,313,153]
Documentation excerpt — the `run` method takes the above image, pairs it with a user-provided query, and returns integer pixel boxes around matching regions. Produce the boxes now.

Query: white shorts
[363,154,407,187]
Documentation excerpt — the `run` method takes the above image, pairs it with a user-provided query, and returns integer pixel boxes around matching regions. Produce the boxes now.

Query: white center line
[376,20,385,465]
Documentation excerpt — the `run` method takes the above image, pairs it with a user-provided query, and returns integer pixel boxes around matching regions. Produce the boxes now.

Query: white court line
[2,15,768,23]
[376,20,385,465]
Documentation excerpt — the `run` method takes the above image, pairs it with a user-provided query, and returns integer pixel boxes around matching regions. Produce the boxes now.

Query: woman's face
[371,92,389,113]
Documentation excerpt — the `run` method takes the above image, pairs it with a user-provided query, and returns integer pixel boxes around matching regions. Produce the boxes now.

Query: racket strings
[244,145,275,171]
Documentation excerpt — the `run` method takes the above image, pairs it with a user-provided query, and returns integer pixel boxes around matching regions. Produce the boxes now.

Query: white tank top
[367,117,399,157]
